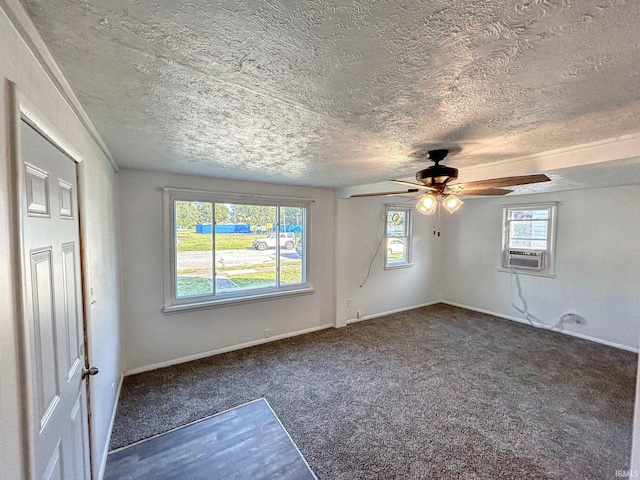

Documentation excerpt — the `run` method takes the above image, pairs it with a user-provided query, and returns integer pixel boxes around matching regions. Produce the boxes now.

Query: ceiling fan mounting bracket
[415,149,458,187]
[427,149,449,164]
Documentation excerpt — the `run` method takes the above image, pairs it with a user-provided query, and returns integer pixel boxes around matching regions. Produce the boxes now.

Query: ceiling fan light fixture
[442,194,464,213]
[416,193,438,215]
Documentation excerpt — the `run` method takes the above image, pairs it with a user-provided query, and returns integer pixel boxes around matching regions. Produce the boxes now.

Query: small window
[501,203,557,275]
[385,205,411,269]
[164,189,311,312]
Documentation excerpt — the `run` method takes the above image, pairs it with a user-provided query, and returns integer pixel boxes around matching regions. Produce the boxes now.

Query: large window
[164,189,311,312]
[385,205,412,269]
[501,203,557,275]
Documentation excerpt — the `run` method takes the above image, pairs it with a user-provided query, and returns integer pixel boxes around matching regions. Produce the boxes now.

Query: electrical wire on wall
[509,267,564,330]
[359,204,395,288]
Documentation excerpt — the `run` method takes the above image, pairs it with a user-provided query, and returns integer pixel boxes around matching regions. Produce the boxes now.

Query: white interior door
[20,119,91,480]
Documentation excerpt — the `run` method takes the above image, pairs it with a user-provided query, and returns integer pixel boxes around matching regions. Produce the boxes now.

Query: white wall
[78,159,122,478]
[441,184,640,351]
[118,169,336,372]
[334,195,443,325]
[0,4,122,479]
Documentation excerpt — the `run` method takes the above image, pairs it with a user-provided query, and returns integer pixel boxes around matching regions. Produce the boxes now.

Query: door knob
[82,366,99,379]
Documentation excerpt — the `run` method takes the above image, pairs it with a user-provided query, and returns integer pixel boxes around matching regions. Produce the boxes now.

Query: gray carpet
[110,304,637,479]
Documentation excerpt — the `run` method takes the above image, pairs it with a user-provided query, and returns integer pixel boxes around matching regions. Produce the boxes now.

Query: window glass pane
[175,201,213,298]
[510,220,548,240]
[215,204,277,292]
[509,211,549,250]
[387,210,406,237]
[532,221,548,239]
[508,209,549,220]
[386,237,408,264]
[509,238,548,249]
[280,206,304,286]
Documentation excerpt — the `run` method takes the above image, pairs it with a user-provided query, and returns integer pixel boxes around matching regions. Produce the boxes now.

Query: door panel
[29,248,60,429]
[58,180,73,219]
[61,242,81,380]
[21,119,90,480]
[42,440,63,480]
[25,163,50,216]
[65,392,87,479]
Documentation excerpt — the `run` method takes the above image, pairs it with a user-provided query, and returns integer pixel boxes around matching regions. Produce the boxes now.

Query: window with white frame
[385,205,412,268]
[163,188,311,312]
[501,203,557,275]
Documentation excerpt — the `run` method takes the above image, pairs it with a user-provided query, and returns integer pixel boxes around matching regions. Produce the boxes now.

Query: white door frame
[7,80,94,479]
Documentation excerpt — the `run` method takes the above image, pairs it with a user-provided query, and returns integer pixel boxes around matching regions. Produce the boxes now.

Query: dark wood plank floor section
[104,398,317,480]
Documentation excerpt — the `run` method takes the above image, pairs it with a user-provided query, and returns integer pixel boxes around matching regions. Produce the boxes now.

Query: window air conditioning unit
[507,250,544,270]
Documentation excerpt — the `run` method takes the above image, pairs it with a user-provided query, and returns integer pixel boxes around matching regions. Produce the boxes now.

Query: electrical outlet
[357,310,362,319]
[264,328,271,338]
[347,298,352,307]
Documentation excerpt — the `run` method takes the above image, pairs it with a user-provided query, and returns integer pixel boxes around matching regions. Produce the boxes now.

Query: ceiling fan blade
[452,188,512,196]
[449,174,550,192]
[391,180,435,191]
[350,189,420,198]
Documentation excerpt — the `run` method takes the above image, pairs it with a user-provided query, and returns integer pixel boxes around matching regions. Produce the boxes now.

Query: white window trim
[163,187,313,313]
[384,204,412,270]
[498,202,558,277]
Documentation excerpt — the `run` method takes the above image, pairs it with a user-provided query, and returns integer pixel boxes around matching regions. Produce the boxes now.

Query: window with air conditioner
[501,203,557,276]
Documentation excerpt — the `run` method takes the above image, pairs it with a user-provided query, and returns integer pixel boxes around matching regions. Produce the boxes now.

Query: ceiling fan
[351,149,551,215]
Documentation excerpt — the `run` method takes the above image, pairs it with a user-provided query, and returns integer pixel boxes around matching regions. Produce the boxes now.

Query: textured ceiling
[19,0,640,188]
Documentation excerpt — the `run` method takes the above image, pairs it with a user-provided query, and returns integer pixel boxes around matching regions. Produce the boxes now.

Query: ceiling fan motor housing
[416,165,458,187]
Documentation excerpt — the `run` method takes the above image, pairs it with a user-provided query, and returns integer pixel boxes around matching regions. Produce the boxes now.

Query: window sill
[384,263,413,271]
[163,285,314,314]
[498,268,556,278]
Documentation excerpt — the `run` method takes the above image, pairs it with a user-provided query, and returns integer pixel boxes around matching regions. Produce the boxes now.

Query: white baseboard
[346,300,440,325]
[440,300,639,353]
[98,372,124,480]
[125,324,334,376]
